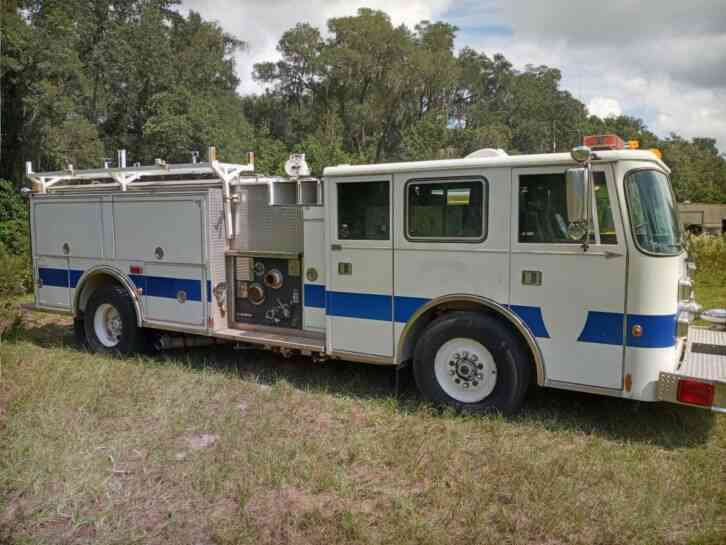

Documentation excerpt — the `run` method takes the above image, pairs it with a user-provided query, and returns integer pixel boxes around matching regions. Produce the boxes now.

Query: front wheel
[83,284,145,355]
[413,312,531,415]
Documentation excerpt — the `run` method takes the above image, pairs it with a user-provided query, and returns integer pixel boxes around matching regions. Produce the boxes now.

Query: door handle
[338,262,352,275]
[331,244,342,251]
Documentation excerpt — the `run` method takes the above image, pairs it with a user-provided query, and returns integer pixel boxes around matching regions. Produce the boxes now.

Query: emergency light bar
[583,134,626,150]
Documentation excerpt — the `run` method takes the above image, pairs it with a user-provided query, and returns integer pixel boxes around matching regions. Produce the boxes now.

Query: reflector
[677,379,715,406]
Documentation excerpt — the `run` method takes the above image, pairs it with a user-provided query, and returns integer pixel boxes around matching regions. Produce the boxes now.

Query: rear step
[657,327,726,412]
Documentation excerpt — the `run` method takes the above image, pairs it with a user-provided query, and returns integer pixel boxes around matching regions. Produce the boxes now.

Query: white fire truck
[25,136,726,414]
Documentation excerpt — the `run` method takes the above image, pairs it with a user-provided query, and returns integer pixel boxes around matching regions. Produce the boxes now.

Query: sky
[180,0,726,151]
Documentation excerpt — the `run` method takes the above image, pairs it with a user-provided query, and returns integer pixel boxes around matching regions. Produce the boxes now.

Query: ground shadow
[13,319,717,449]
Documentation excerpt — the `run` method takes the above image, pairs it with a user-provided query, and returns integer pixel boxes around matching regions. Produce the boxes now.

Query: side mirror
[565,167,590,240]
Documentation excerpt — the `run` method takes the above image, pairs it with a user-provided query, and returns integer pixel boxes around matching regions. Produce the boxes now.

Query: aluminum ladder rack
[26,147,254,240]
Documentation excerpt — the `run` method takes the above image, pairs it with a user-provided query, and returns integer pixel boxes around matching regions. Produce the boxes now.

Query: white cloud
[587,97,622,119]
[179,0,726,150]
[458,0,726,149]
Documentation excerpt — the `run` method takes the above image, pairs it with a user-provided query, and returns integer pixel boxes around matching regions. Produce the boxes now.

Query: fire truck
[24,135,726,414]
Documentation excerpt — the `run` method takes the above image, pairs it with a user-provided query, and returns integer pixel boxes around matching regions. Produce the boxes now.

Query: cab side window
[518,172,616,244]
[407,179,487,241]
[338,181,389,240]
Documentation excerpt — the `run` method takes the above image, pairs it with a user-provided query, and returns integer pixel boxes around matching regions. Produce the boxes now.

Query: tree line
[2,1,726,204]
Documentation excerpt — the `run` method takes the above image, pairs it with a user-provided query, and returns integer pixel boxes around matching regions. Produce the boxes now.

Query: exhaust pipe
[155,334,219,351]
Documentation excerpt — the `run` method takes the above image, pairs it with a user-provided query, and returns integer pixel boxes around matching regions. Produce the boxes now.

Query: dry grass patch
[0,307,725,544]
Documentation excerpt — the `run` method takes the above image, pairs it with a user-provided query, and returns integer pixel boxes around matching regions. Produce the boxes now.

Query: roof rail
[25,147,255,194]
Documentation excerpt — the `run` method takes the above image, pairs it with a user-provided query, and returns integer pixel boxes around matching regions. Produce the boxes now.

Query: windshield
[625,169,682,256]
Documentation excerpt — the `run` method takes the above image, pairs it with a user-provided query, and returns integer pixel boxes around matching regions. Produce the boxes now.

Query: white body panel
[392,167,510,353]
[31,190,216,332]
[303,206,326,332]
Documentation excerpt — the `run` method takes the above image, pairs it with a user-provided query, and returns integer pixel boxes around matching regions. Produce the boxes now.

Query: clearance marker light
[627,140,640,149]
[649,148,663,160]
[677,379,715,407]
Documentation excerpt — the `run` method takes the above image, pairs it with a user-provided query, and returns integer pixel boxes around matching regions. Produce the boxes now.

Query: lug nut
[449,360,456,367]
[454,378,461,384]
[470,354,478,362]
[463,382,469,389]
[449,369,455,376]
[477,363,483,370]
[472,380,479,387]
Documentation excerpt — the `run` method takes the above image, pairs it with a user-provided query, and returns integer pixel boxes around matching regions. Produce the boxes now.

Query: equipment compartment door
[327,176,394,358]
[511,165,627,389]
[32,198,103,310]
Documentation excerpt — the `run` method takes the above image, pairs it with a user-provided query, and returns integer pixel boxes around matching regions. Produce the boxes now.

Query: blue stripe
[304,284,326,309]
[627,314,676,348]
[145,276,202,302]
[578,311,624,345]
[510,305,550,338]
[326,291,392,321]
[578,311,676,347]
[38,267,69,287]
[38,267,202,302]
[394,295,430,323]
[69,269,83,288]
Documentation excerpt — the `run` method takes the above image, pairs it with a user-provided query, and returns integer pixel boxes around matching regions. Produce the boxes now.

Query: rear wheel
[83,284,145,355]
[413,312,531,415]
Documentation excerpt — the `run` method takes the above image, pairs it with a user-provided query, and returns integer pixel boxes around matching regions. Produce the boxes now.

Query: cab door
[510,165,627,389]
[326,176,394,358]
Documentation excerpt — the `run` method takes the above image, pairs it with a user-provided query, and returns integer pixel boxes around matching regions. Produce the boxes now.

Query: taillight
[677,379,715,406]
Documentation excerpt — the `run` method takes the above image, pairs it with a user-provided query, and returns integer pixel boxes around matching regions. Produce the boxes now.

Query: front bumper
[657,326,726,413]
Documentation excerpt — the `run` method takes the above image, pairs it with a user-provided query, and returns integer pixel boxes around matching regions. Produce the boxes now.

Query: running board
[214,327,325,353]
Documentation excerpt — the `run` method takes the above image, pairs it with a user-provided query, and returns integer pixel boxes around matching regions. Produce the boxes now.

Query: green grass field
[1,291,725,545]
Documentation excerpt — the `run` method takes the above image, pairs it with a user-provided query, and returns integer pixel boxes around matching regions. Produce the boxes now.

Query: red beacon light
[583,134,626,151]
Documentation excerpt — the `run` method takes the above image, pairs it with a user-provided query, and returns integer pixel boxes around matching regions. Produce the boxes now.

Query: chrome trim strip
[330,350,394,365]
[394,293,546,385]
[22,303,73,316]
[73,265,144,326]
[545,379,623,397]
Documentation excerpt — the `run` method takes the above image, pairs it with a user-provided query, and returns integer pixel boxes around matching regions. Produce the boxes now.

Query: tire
[413,312,531,415]
[83,284,145,355]
[73,315,87,348]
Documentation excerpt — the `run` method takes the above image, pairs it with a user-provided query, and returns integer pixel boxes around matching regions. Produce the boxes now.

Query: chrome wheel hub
[94,303,123,348]
[435,338,497,403]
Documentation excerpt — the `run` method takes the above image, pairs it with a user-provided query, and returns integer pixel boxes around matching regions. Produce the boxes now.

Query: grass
[0,300,724,544]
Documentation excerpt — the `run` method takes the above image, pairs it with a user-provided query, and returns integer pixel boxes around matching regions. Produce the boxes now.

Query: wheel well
[75,271,142,326]
[397,298,545,385]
